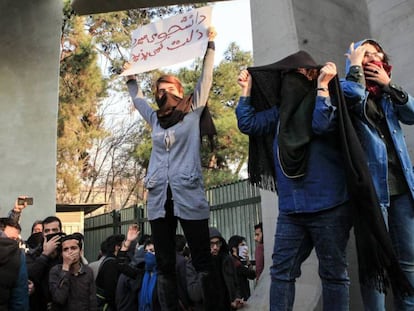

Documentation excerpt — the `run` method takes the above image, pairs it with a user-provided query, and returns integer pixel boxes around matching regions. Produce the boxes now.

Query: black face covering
[155,92,181,111]
[155,92,190,129]
[246,50,320,189]
[155,92,217,150]
[155,92,167,108]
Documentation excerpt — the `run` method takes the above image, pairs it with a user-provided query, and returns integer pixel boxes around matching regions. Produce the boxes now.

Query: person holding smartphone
[26,216,65,311]
[7,196,33,224]
[228,235,256,300]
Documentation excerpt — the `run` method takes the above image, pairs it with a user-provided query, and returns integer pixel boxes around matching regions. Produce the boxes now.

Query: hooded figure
[206,227,242,310]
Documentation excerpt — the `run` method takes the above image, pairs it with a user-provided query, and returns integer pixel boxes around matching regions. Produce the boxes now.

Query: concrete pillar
[0,0,62,238]
[244,190,276,310]
[367,0,414,93]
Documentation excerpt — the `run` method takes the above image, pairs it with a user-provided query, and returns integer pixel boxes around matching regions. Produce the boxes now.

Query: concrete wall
[245,190,322,311]
[250,0,371,72]
[367,0,414,93]
[367,1,414,163]
[0,0,62,238]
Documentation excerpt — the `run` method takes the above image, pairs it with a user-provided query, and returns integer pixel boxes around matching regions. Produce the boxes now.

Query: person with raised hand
[342,39,414,310]
[123,26,217,310]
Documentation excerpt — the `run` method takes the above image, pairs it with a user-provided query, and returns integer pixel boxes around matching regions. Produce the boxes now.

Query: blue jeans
[270,202,352,311]
[360,193,414,311]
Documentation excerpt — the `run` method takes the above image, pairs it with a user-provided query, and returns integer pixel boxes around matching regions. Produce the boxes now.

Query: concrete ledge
[71,0,229,15]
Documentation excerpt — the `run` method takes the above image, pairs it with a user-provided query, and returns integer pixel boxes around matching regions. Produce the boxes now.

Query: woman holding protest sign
[123,26,217,310]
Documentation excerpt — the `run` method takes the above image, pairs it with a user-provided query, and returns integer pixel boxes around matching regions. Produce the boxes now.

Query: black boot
[157,273,178,311]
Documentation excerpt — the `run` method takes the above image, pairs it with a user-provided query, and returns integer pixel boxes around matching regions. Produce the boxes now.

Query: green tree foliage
[57,1,251,207]
[57,2,203,205]
[201,42,252,186]
[57,1,108,202]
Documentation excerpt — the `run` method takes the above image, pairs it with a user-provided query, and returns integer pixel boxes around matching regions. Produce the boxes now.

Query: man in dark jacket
[253,223,264,281]
[95,234,125,311]
[48,234,97,310]
[96,225,139,311]
[0,218,29,311]
[26,216,65,311]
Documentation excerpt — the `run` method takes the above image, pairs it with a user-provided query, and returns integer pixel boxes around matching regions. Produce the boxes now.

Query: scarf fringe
[359,267,389,294]
[359,265,414,298]
[248,174,276,192]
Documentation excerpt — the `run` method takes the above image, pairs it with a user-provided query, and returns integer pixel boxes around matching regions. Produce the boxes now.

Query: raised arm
[192,27,217,110]
[312,62,340,134]
[236,69,278,136]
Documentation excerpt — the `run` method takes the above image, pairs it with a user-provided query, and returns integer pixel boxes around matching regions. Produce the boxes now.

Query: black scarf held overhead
[156,92,217,149]
[330,76,414,296]
[247,50,320,189]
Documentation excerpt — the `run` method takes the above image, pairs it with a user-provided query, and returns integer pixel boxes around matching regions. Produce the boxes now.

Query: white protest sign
[122,6,212,75]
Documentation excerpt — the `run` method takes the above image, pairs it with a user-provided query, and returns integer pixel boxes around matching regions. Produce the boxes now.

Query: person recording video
[26,216,66,311]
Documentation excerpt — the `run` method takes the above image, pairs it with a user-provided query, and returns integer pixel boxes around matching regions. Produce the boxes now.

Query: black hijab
[246,50,320,189]
[156,92,217,150]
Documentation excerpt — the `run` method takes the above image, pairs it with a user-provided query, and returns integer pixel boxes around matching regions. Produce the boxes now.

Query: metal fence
[83,179,262,262]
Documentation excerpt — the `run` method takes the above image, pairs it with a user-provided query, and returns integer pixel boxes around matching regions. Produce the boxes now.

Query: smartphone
[238,245,248,259]
[46,232,66,241]
[17,197,34,205]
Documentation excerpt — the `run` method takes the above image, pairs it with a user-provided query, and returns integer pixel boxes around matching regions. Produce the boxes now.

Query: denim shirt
[127,46,214,220]
[236,96,348,214]
[341,78,414,206]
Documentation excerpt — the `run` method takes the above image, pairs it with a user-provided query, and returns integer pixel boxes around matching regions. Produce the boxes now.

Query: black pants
[150,187,211,275]
[150,187,211,310]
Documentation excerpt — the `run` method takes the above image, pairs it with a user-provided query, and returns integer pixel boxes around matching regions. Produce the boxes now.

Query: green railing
[84,179,262,262]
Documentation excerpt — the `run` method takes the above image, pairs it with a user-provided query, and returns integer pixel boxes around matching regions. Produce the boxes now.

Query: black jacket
[26,246,61,311]
[230,255,255,299]
[0,237,20,310]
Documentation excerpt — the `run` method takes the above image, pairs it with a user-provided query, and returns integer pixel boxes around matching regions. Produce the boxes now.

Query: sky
[211,0,253,60]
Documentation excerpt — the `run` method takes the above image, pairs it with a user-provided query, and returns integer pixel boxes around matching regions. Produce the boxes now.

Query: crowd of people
[0,201,263,311]
[1,19,414,311]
